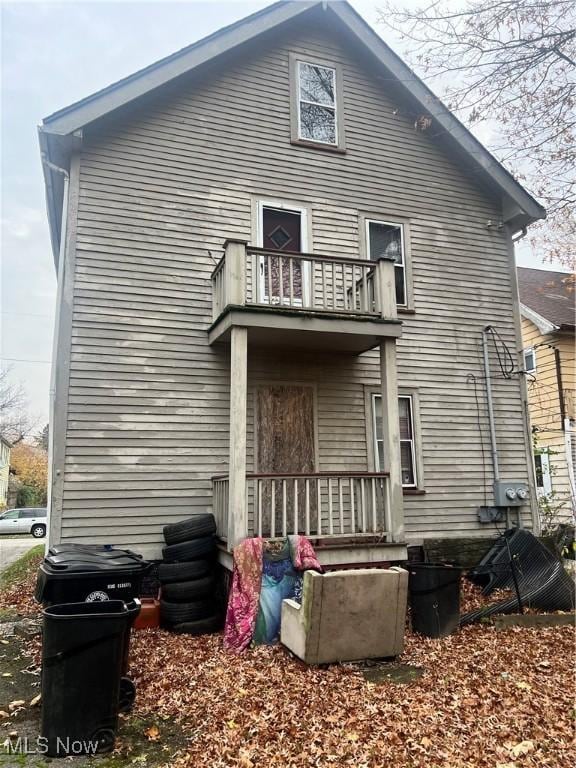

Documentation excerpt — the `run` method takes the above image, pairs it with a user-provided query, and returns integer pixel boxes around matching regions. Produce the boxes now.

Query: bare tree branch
[379,0,575,266]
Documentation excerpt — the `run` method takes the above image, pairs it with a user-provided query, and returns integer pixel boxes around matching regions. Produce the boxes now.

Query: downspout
[482,327,500,482]
[554,348,566,430]
[42,158,70,553]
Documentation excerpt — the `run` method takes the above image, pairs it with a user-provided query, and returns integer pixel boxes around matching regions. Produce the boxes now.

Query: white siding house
[40,1,544,564]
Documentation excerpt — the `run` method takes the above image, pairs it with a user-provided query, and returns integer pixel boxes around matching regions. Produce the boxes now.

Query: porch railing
[212,471,391,542]
[212,241,396,321]
[212,476,229,542]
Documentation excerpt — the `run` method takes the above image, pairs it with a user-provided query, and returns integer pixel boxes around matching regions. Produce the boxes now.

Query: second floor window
[366,220,407,306]
[297,62,337,145]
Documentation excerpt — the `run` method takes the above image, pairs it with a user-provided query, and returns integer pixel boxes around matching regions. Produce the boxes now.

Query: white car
[0,508,47,538]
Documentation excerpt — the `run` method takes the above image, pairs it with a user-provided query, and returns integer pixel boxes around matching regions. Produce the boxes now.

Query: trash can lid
[43,599,132,619]
[42,550,149,575]
[48,543,143,559]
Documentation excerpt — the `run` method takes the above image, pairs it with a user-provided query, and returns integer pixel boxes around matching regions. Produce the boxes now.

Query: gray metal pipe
[482,327,500,482]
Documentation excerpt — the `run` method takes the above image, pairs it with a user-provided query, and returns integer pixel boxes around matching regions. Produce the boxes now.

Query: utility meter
[493,481,529,507]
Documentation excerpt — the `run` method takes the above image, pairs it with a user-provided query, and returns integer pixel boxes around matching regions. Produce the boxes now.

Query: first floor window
[372,393,417,487]
[523,347,536,373]
[366,220,407,306]
[534,452,552,496]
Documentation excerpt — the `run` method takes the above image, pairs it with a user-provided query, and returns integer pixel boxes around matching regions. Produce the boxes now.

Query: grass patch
[0,545,44,591]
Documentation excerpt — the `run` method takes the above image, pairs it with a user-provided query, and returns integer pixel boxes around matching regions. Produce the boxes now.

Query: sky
[0,0,559,426]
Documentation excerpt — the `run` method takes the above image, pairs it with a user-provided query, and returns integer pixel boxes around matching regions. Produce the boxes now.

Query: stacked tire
[159,514,221,635]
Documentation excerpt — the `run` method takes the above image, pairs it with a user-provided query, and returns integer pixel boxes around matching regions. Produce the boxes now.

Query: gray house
[40,0,544,566]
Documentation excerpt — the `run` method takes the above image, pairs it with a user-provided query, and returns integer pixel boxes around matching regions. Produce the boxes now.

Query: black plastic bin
[35,547,150,606]
[409,563,462,638]
[41,599,140,757]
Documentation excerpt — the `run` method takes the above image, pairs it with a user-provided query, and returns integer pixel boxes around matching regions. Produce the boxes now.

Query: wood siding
[53,14,533,554]
[522,317,575,516]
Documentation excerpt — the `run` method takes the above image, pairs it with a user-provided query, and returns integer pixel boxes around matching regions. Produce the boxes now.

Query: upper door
[258,203,308,305]
[262,206,302,252]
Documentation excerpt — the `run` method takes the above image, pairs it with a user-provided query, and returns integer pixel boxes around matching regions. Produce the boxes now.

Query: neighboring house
[0,437,11,508]
[40,0,545,565]
[518,267,576,522]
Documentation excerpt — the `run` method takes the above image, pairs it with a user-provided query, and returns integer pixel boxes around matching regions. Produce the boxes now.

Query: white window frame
[372,393,418,488]
[534,451,552,497]
[297,60,338,146]
[256,199,311,306]
[523,347,536,373]
[365,219,408,308]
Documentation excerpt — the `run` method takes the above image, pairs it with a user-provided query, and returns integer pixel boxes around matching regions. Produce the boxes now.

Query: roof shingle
[518,267,575,330]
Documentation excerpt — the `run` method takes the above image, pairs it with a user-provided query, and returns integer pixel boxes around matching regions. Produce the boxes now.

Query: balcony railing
[212,471,391,542]
[211,241,396,321]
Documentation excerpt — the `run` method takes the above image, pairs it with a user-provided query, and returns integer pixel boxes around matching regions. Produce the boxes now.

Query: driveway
[0,537,40,571]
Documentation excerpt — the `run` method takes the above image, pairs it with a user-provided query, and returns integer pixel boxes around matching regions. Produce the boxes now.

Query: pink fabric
[223,536,321,653]
[291,535,322,572]
[223,538,263,653]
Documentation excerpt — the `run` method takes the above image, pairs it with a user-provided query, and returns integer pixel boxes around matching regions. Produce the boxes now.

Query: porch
[209,240,406,562]
[213,471,393,540]
[213,470,407,566]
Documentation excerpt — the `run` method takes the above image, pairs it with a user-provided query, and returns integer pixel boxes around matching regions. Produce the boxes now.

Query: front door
[259,204,308,305]
[256,385,316,533]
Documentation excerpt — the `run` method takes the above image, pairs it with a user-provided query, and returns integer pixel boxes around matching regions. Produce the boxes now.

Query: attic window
[298,62,337,144]
[290,55,345,151]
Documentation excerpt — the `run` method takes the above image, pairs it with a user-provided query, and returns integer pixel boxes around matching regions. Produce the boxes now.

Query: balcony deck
[209,242,401,353]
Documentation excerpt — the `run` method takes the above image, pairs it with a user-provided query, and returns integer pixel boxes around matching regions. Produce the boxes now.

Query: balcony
[209,240,401,353]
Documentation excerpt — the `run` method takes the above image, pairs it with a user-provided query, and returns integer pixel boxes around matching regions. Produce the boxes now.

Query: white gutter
[519,303,559,336]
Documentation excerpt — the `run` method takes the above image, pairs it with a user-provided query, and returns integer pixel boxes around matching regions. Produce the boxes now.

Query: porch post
[376,253,404,542]
[227,326,248,549]
[380,340,405,542]
[223,239,247,307]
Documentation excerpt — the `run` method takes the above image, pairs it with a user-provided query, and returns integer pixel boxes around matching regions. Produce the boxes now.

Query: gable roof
[39,0,545,262]
[518,267,575,334]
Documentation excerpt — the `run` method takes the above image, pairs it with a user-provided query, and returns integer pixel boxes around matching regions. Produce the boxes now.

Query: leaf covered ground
[128,622,573,768]
[1,556,573,768]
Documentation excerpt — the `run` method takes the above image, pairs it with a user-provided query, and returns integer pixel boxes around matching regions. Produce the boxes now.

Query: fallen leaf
[144,725,160,742]
[8,701,25,711]
[238,749,254,768]
[510,740,535,757]
[421,736,432,748]
[29,694,41,707]
[1,673,11,678]
[0,712,9,720]
[345,732,359,742]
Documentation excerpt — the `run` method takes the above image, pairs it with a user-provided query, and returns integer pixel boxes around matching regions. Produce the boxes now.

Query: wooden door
[256,385,316,534]
[261,206,304,303]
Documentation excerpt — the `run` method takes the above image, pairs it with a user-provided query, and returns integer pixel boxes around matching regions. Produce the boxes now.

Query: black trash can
[408,563,462,638]
[119,599,141,713]
[35,547,150,606]
[41,600,139,757]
